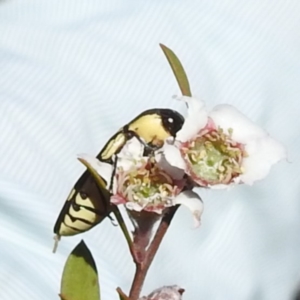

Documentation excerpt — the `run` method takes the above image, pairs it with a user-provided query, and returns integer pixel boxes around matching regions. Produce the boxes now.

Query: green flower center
[122,162,175,207]
[183,127,246,185]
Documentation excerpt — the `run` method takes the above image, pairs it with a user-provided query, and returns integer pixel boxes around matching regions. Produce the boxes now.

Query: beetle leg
[109,155,118,193]
[125,130,154,150]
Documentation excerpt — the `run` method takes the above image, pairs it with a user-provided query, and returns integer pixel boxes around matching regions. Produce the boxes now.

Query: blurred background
[0,1,299,299]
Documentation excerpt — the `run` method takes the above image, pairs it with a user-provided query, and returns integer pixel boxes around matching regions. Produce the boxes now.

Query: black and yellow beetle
[53,108,184,250]
[99,108,184,162]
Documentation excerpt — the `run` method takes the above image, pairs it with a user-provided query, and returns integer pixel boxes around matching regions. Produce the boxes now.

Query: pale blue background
[0,1,299,299]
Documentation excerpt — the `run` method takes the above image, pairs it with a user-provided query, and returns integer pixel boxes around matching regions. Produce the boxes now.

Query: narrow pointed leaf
[60,240,100,300]
[159,44,192,97]
[118,294,129,300]
[116,288,130,300]
[78,157,107,189]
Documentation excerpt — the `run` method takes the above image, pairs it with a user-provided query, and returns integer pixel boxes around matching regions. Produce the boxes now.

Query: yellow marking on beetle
[69,205,97,222]
[59,222,80,236]
[101,132,126,160]
[75,194,109,213]
[128,114,171,142]
[100,114,171,161]
[64,215,92,233]
[75,194,94,208]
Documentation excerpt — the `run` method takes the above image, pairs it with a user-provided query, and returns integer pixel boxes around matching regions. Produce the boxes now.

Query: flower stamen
[116,158,182,213]
[181,126,247,186]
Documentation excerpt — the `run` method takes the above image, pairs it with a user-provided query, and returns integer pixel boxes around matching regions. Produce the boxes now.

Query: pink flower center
[181,125,247,186]
[115,159,182,212]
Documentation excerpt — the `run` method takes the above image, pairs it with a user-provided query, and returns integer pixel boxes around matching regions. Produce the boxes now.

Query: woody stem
[128,205,179,300]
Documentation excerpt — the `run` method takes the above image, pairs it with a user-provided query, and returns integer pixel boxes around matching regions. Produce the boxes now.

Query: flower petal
[175,96,208,142]
[125,201,144,212]
[159,141,187,173]
[140,285,184,300]
[207,183,235,190]
[174,190,204,227]
[119,137,144,158]
[239,135,287,184]
[117,137,147,171]
[209,104,267,143]
[77,153,113,188]
[110,194,127,205]
[155,145,186,180]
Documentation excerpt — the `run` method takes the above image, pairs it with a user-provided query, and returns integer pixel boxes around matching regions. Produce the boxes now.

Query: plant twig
[128,206,179,300]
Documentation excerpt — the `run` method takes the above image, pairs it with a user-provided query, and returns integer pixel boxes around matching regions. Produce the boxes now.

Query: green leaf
[159,44,192,97]
[60,240,100,300]
[118,294,129,300]
[116,287,130,300]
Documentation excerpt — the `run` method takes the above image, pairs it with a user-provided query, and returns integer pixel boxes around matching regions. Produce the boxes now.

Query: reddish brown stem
[128,206,179,300]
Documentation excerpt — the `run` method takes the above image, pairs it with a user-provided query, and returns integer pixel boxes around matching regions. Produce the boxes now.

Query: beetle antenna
[108,214,118,226]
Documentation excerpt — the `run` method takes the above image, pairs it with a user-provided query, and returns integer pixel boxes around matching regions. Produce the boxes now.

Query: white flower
[163,96,287,188]
[78,137,204,227]
[139,285,185,300]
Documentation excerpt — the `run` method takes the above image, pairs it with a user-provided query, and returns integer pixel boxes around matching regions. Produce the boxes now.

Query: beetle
[99,108,184,162]
[53,108,184,250]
